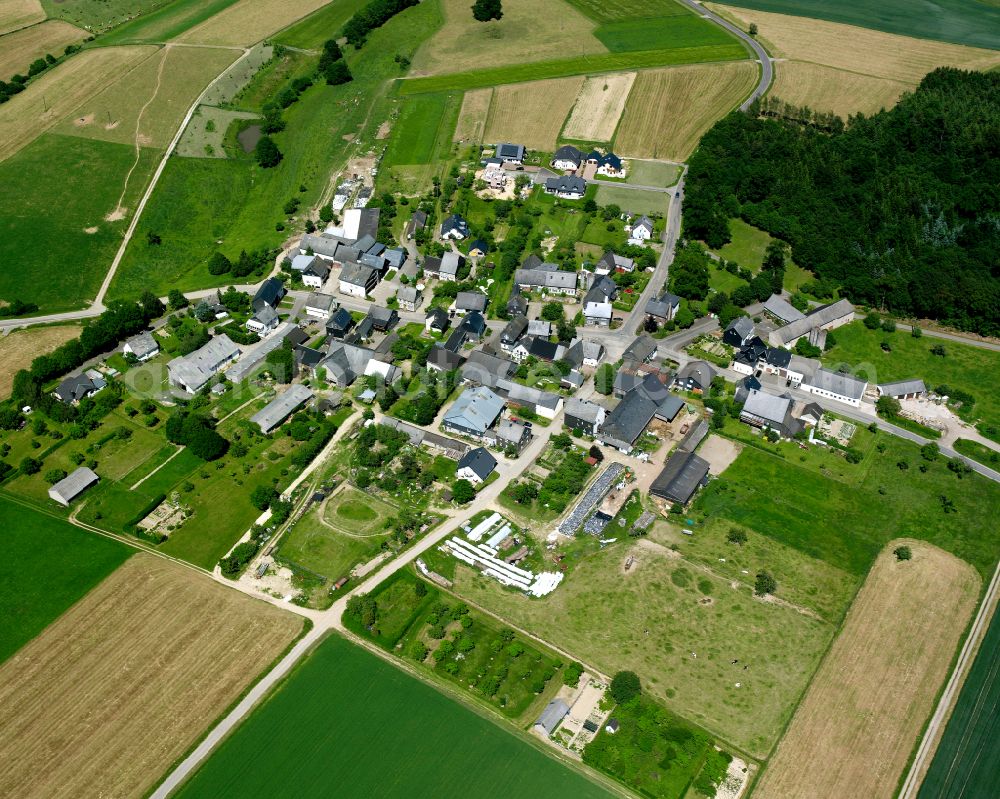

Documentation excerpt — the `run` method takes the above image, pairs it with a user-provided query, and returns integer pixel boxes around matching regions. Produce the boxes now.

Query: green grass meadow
[273,0,371,49]
[0,134,157,312]
[397,44,749,95]
[564,0,689,23]
[173,634,613,799]
[720,0,1000,50]
[97,0,240,44]
[918,601,1000,799]
[695,435,1000,579]
[822,321,1000,431]
[0,496,131,663]
[381,91,461,169]
[594,16,738,53]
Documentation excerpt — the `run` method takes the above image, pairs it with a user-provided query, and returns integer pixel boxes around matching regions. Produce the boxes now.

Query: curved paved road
[677,0,773,110]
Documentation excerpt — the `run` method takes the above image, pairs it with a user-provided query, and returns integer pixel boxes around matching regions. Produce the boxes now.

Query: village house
[454,291,488,316]
[497,380,563,420]
[495,142,526,165]
[506,289,528,317]
[405,210,427,240]
[495,418,531,453]
[423,251,465,281]
[544,174,587,200]
[596,251,635,274]
[440,213,470,240]
[644,289,680,324]
[123,331,159,362]
[396,285,422,312]
[800,367,867,407]
[54,372,106,404]
[467,238,489,258]
[425,307,450,335]
[768,299,855,348]
[583,300,613,327]
[740,388,803,438]
[456,447,497,485]
[674,360,716,394]
[595,151,625,178]
[482,164,507,190]
[246,304,280,336]
[513,267,578,296]
[460,350,517,389]
[499,316,529,353]
[252,278,285,313]
[626,215,654,245]
[551,145,583,171]
[167,334,240,394]
[876,379,927,400]
[338,262,379,299]
[326,307,355,339]
[564,397,607,435]
[564,338,606,369]
[723,316,756,349]
[426,344,465,373]
[442,386,506,441]
[762,293,806,324]
[305,292,338,319]
[366,305,398,333]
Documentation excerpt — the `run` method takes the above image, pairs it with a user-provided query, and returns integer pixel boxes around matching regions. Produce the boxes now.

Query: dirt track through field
[112,45,171,217]
[754,540,980,799]
[0,554,303,799]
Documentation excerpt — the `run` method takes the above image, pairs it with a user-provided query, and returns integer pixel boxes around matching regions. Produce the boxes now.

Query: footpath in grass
[174,633,612,799]
[0,496,131,663]
[918,598,1000,799]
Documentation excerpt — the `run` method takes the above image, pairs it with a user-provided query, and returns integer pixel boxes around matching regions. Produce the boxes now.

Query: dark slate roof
[426,307,450,330]
[599,390,657,446]
[545,175,587,195]
[553,145,582,164]
[765,347,792,368]
[457,446,497,480]
[456,291,488,312]
[600,152,622,170]
[496,142,525,161]
[410,210,427,228]
[506,294,528,316]
[253,277,285,309]
[500,315,529,345]
[676,360,716,390]
[326,307,354,333]
[294,345,325,368]
[646,291,680,318]
[427,344,465,371]
[458,310,487,337]
[649,450,710,504]
[283,326,309,347]
[725,315,755,340]
[527,337,560,361]
[468,238,489,255]
[623,335,657,364]
[521,253,543,271]
[55,374,98,403]
[441,214,469,237]
[354,208,381,239]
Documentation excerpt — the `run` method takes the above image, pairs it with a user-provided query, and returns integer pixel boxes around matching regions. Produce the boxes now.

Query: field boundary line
[93,44,253,307]
[898,558,1000,798]
[130,444,184,490]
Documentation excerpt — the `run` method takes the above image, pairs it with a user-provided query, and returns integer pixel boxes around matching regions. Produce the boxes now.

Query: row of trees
[684,68,1000,335]
[342,0,420,46]
[0,43,80,105]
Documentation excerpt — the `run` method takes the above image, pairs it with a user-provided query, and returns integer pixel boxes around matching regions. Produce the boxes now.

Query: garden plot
[561,72,635,142]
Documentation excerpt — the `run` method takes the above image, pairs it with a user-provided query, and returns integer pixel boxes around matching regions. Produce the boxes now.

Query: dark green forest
[684,68,1000,335]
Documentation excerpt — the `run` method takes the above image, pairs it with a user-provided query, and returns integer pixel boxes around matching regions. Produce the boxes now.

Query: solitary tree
[452,479,475,504]
[609,670,641,703]
[754,570,777,596]
[471,0,503,22]
[727,528,748,545]
[749,22,758,36]
[894,545,912,561]
[255,135,283,168]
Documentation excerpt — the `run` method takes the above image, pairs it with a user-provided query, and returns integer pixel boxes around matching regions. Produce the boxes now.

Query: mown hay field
[614,61,757,160]
[0,324,81,396]
[0,0,43,35]
[770,61,909,117]
[0,554,304,799]
[0,44,156,161]
[484,76,584,151]
[174,633,613,798]
[562,72,635,142]
[565,0,689,23]
[55,43,238,149]
[755,541,980,799]
[452,87,492,142]
[409,0,606,77]
[709,4,1000,115]
[99,0,239,45]
[454,530,847,757]
[0,19,84,80]
[176,0,335,47]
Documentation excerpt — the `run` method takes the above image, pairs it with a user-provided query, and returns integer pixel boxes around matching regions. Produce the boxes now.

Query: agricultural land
[918,596,1000,799]
[0,19,84,81]
[710,3,1000,115]
[0,0,44,35]
[754,542,979,799]
[0,496,131,663]
[613,61,758,159]
[174,0,333,48]
[0,554,304,799]
[173,633,614,798]
[562,72,636,143]
[484,76,585,151]
[0,324,80,396]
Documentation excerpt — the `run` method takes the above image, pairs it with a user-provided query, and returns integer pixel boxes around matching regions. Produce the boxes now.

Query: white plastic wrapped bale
[529,572,564,597]
[467,512,502,542]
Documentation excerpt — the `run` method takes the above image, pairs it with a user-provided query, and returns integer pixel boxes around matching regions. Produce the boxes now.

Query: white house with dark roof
[645,290,680,323]
[627,215,654,244]
[456,447,497,484]
[551,145,583,171]
[440,214,470,240]
[397,285,422,312]
[514,268,578,296]
[338,262,378,299]
[723,316,756,348]
[246,304,280,336]
[544,174,587,200]
[454,291,488,316]
[301,257,330,289]
[584,301,613,327]
[596,152,624,177]
[564,397,607,435]
[495,142,525,164]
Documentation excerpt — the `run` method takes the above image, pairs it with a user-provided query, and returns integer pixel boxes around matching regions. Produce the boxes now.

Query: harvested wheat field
[453,87,492,143]
[562,72,635,142]
[709,4,1000,116]
[771,61,910,117]
[178,0,333,47]
[614,61,756,160]
[754,541,980,799]
[0,325,80,397]
[410,0,605,77]
[57,44,238,149]
[484,76,585,151]
[0,19,85,80]
[0,44,156,161]
[0,554,304,799]
[0,0,43,35]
